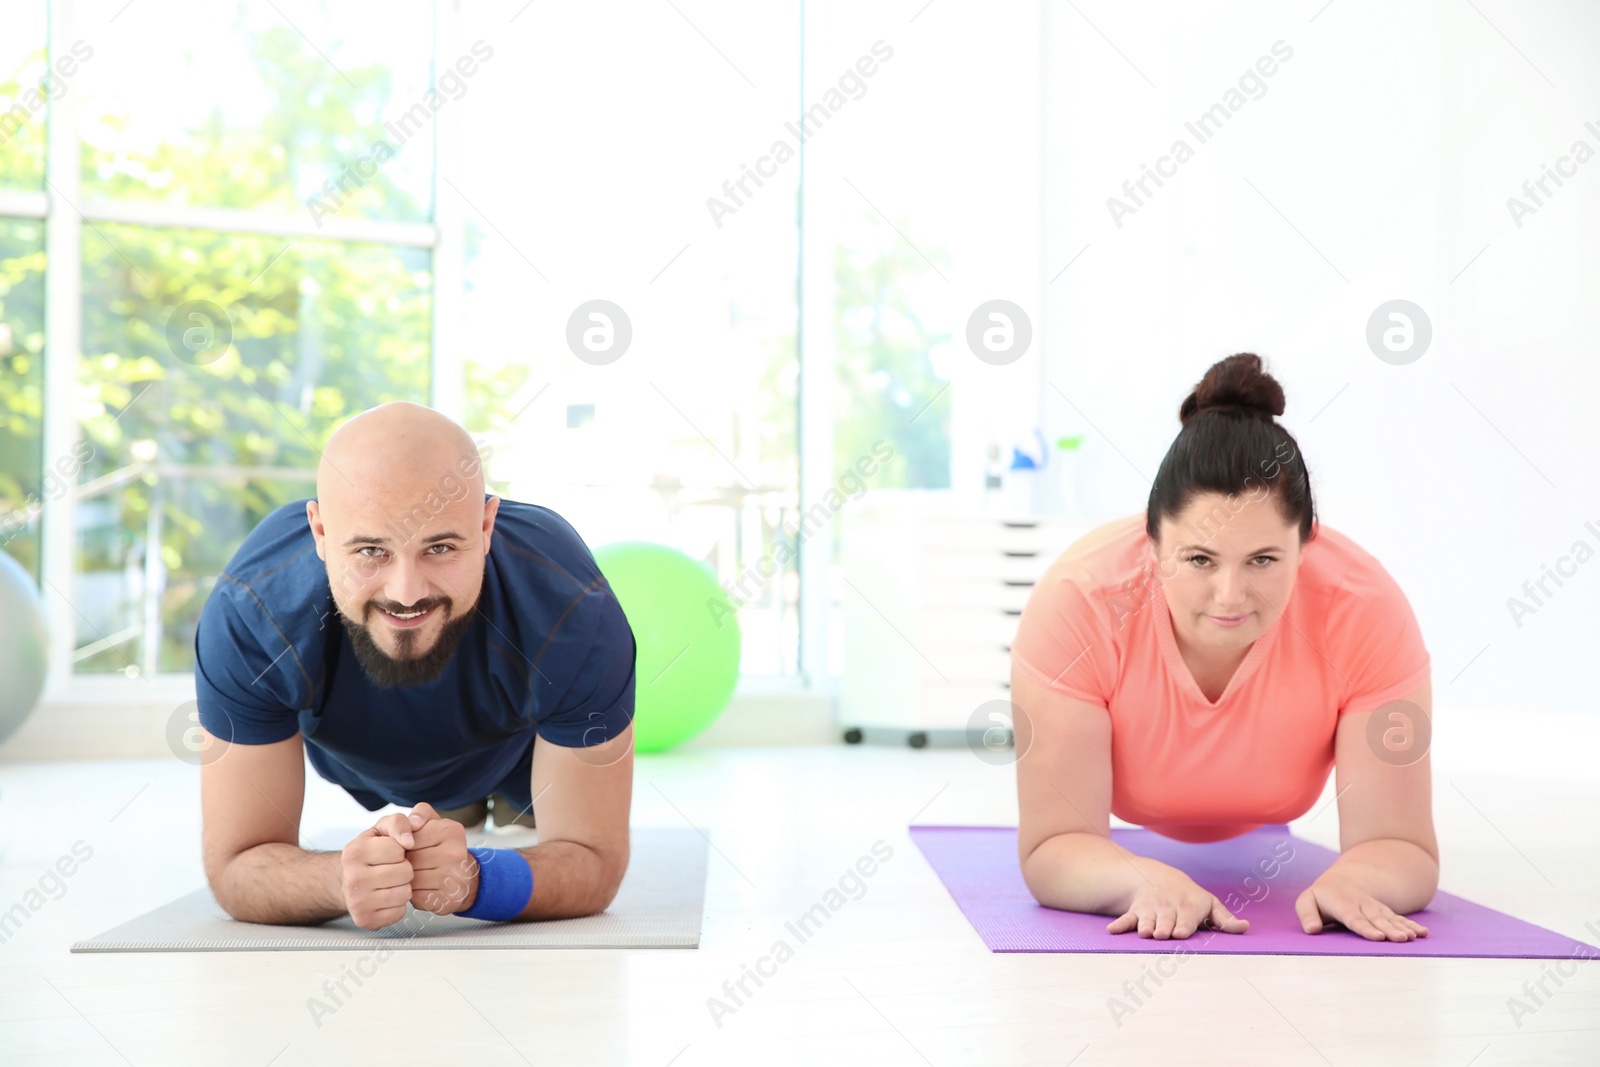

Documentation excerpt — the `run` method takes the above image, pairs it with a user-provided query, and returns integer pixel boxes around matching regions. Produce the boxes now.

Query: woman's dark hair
[1145,352,1316,548]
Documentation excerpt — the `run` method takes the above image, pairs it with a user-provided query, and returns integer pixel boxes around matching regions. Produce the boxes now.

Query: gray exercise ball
[0,549,48,744]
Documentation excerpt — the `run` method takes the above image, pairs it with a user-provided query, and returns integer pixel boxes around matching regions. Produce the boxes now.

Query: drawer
[921,547,1058,581]
[997,553,1057,583]
[917,515,1069,551]
[918,606,1026,646]
[995,522,1069,556]
[920,516,1006,552]
[920,575,1035,612]
[919,548,1008,580]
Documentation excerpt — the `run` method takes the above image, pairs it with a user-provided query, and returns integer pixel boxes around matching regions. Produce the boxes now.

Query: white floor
[2,737,1598,1066]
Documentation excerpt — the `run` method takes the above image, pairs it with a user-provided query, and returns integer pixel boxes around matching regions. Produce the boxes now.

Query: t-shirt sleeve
[193,581,305,746]
[1010,561,1117,706]
[1328,557,1431,717]
[532,586,637,749]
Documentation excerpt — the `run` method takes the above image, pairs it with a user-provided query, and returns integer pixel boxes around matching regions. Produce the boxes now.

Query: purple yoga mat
[911,824,1599,958]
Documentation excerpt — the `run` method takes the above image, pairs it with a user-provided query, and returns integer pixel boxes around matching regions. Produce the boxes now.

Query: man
[193,402,635,930]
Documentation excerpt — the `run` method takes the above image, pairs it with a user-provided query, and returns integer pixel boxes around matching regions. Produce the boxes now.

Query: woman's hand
[1107,864,1251,939]
[1295,871,1429,940]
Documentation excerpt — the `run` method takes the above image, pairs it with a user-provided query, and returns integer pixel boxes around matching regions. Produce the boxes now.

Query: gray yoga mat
[72,826,707,953]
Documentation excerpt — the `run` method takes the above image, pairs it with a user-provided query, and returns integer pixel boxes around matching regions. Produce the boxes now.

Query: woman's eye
[1187,555,1275,567]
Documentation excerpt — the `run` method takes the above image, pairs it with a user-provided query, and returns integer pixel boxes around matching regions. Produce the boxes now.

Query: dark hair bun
[1178,352,1285,426]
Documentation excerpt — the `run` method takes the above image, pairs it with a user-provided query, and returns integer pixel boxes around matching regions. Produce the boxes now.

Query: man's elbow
[596,844,632,911]
[206,865,268,925]
[205,852,247,921]
[577,843,629,917]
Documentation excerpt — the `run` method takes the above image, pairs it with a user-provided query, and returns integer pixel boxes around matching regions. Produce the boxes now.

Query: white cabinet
[839,501,1090,746]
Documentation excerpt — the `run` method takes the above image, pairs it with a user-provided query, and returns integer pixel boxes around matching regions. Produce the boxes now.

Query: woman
[1011,353,1437,942]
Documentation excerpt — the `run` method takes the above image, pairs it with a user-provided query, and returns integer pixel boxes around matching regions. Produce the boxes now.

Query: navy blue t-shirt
[193,496,635,814]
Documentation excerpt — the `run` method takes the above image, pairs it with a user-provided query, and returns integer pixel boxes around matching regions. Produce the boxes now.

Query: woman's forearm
[1321,837,1439,915]
[1021,831,1180,916]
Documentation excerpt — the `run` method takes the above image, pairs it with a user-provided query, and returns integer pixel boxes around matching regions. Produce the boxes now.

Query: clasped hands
[339,801,480,930]
[1108,865,1430,942]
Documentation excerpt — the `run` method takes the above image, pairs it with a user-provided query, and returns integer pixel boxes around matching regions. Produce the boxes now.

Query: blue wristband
[457,847,534,921]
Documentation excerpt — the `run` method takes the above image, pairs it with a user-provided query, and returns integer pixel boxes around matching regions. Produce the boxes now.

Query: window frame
[24,0,826,702]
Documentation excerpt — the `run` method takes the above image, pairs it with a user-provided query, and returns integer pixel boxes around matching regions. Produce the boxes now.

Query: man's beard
[337,580,480,689]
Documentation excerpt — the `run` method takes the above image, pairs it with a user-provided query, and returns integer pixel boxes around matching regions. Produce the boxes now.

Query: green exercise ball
[0,550,48,745]
[593,541,740,753]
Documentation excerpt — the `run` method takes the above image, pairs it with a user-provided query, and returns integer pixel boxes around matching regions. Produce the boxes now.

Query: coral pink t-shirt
[1011,514,1431,843]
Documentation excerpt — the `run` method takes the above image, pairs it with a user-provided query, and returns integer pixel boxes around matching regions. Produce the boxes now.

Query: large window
[0,4,47,192]
[8,0,440,686]
[75,0,435,220]
[456,3,803,677]
[77,228,430,674]
[803,3,1044,675]
[2,0,1042,696]
[0,218,45,586]
[0,7,48,584]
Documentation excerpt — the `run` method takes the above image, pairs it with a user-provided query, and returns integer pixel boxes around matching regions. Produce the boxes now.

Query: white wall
[1038,0,1599,716]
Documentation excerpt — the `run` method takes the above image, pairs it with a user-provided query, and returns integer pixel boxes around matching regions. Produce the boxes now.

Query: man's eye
[427,544,454,554]
[358,547,386,559]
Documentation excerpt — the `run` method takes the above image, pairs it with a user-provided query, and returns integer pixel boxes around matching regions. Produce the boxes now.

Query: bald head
[318,401,484,509]
[307,402,500,686]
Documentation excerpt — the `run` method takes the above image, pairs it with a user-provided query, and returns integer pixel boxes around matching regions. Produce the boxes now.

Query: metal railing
[59,462,801,677]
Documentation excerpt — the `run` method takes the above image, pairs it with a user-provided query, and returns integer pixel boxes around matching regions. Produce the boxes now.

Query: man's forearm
[1323,838,1440,916]
[214,843,348,925]
[504,840,627,921]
